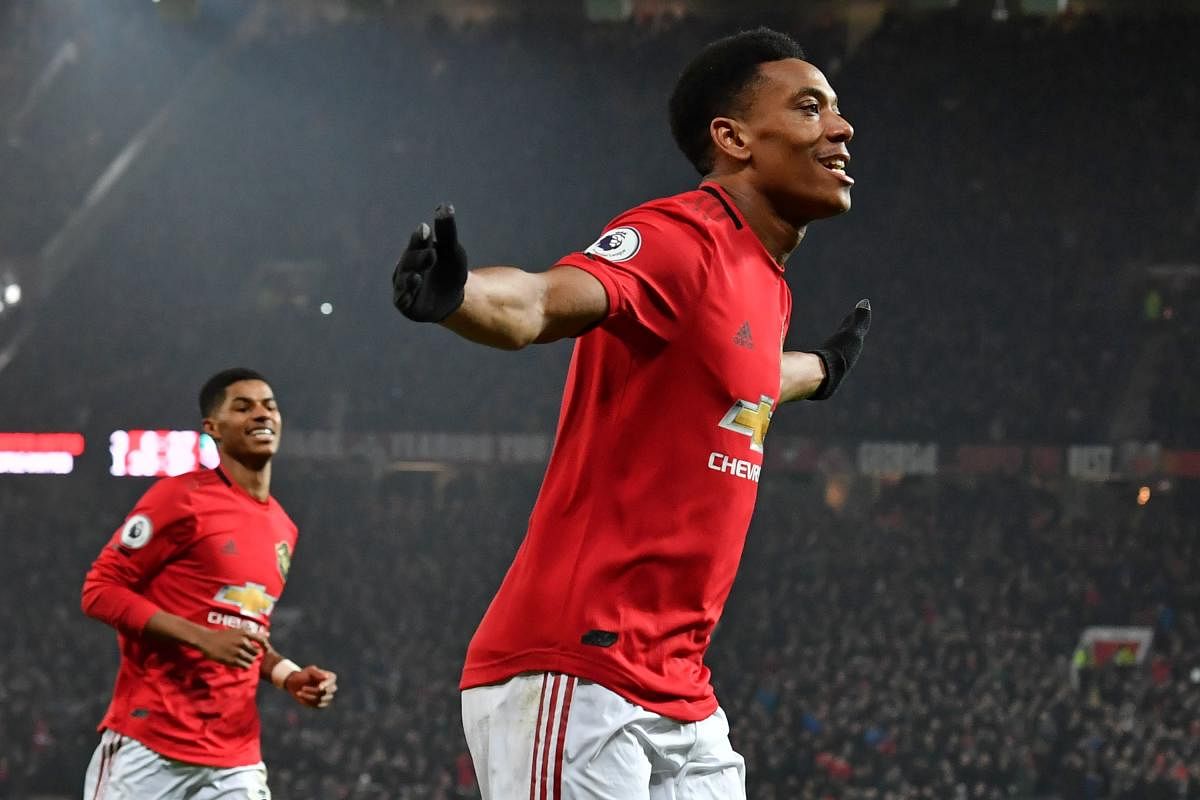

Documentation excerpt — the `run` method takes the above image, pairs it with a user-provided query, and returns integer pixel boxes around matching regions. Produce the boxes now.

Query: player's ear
[201,417,219,440]
[710,117,751,165]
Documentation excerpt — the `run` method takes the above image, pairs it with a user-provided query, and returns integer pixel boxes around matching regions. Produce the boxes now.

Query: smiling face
[202,379,281,468]
[717,59,855,225]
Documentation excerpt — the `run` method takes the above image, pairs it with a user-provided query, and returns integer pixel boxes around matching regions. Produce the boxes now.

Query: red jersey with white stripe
[82,468,297,767]
[461,182,792,721]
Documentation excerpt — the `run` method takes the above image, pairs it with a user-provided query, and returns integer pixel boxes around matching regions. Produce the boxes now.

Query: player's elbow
[493,333,534,351]
[80,575,114,621]
[80,579,101,618]
[443,300,542,350]
[492,304,548,350]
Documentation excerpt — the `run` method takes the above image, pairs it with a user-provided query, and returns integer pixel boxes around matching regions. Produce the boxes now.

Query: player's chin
[823,187,852,215]
[814,190,852,219]
[234,438,279,459]
[788,186,851,222]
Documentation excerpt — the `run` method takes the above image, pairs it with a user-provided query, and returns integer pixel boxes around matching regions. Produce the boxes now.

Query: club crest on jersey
[275,541,292,580]
[585,226,641,262]
[213,582,277,619]
[118,514,153,550]
[718,395,775,453]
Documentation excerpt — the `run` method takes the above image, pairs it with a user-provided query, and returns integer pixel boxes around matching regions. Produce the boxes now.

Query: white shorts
[83,729,271,800]
[462,672,745,800]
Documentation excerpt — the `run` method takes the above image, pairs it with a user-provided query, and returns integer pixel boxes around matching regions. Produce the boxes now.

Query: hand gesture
[809,299,871,400]
[195,628,269,669]
[282,665,338,709]
[392,203,468,322]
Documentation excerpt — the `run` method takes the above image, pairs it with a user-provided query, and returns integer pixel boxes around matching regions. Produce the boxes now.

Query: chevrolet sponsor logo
[718,395,774,453]
[213,582,277,619]
[707,452,762,483]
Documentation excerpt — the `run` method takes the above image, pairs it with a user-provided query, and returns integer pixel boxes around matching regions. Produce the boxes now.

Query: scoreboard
[2,430,220,476]
[0,432,85,474]
[108,430,219,477]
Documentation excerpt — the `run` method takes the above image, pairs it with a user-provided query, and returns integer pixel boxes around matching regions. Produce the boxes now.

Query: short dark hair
[669,28,807,175]
[199,368,270,417]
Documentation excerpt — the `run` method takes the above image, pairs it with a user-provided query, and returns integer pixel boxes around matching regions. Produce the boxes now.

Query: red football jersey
[81,467,297,767]
[461,182,792,721]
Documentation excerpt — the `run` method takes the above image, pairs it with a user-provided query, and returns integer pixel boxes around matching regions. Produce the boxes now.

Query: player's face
[205,380,282,464]
[740,59,854,224]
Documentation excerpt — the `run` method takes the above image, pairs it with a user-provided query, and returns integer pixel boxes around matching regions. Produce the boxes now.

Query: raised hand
[809,299,871,400]
[392,203,469,323]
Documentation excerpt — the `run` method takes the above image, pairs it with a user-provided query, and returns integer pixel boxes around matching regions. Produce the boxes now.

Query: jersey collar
[699,181,787,275]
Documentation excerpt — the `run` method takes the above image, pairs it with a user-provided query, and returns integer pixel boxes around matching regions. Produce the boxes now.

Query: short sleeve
[555,207,713,342]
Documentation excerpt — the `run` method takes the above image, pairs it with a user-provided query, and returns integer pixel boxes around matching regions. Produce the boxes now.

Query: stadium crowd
[0,3,1198,444]
[1,3,1199,800]
[1,467,1197,799]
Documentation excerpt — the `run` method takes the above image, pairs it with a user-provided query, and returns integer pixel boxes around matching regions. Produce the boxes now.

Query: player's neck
[218,453,272,502]
[705,176,806,263]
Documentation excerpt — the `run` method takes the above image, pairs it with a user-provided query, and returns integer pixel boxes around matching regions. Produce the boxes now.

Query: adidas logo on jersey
[733,321,754,349]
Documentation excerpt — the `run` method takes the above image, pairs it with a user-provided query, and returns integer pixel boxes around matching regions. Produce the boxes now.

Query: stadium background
[1,0,1198,798]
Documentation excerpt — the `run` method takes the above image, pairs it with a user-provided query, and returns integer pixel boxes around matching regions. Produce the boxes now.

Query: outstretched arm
[442,266,607,350]
[780,300,872,402]
[393,205,607,349]
[780,352,828,402]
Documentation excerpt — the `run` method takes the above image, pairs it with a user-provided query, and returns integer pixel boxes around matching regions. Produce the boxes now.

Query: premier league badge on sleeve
[119,514,153,549]
[585,227,642,262]
[275,541,292,580]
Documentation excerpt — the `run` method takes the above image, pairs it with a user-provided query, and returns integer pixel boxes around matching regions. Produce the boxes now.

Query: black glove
[808,299,871,400]
[392,203,468,323]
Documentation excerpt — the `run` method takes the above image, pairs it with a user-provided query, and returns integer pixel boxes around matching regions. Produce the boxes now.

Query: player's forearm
[259,643,299,682]
[81,574,165,637]
[143,610,212,649]
[779,351,827,402]
[441,267,548,350]
[258,643,303,687]
[259,643,283,679]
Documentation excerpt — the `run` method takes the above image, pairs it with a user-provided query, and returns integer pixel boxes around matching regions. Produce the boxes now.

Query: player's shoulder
[617,185,739,241]
[640,184,736,216]
[126,471,211,535]
[587,188,721,262]
[140,469,216,506]
[268,496,298,532]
